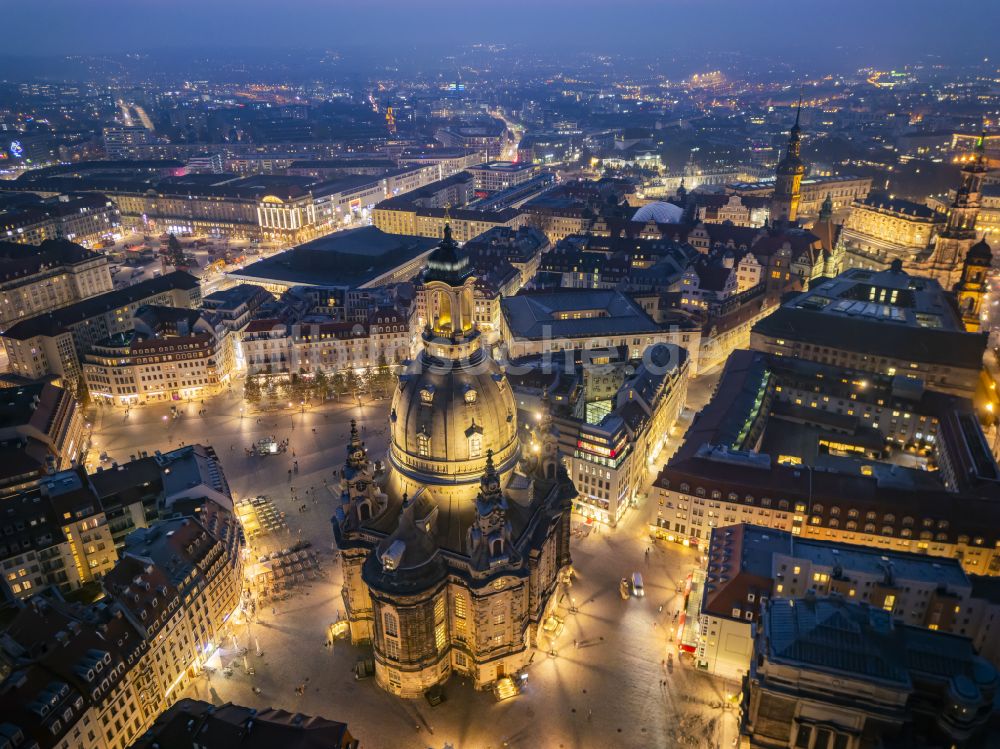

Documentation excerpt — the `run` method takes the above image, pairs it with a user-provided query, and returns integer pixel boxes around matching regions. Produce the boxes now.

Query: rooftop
[3,271,200,340]
[231,226,438,289]
[501,288,668,340]
[752,265,986,369]
[702,523,970,622]
[0,239,104,284]
[130,698,358,749]
[764,596,995,688]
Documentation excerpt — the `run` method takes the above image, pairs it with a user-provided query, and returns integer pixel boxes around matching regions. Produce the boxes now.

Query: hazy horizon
[4,0,998,73]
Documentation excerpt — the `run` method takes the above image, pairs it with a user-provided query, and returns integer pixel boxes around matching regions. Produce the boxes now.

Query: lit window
[384,611,398,637]
[469,433,482,458]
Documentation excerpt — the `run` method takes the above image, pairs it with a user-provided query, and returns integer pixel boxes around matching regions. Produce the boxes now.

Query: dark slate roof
[752,306,986,369]
[765,596,994,689]
[857,195,938,219]
[232,226,437,289]
[3,271,200,340]
[501,289,668,339]
[0,239,103,282]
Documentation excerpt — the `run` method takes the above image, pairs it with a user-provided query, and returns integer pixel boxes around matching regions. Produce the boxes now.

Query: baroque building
[917,132,990,288]
[331,225,576,697]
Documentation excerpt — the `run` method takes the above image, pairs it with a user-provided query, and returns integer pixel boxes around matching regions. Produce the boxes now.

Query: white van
[631,572,645,597]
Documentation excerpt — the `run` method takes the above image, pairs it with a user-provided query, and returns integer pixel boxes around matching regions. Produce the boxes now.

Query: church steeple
[819,193,833,223]
[771,98,807,225]
[955,235,992,332]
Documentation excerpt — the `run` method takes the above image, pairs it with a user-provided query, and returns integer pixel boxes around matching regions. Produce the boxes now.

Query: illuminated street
[88,372,738,749]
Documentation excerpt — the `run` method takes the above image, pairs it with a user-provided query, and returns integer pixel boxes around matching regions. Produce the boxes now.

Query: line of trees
[243,355,396,406]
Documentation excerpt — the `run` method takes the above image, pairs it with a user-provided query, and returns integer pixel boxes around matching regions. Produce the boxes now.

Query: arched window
[680,483,690,493]
[711,490,721,500]
[846,521,857,531]
[829,518,840,529]
[695,487,706,497]
[468,432,482,459]
[901,516,914,527]
[812,504,824,514]
[417,433,430,457]
[384,611,398,638]
[883,513,895,524]
[864,523,876,533]
[881,526,894,536]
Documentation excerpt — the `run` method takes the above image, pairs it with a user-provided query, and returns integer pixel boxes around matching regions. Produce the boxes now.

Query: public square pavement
[89,369,736,749]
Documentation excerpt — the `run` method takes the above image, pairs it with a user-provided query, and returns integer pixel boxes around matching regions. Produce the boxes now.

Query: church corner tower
[331,224,576,698]
[955,236,993,332]
[771,100,806,225]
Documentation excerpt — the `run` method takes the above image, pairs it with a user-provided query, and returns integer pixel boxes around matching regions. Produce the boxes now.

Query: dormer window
[469,432,482,459]
[420,387,434,405]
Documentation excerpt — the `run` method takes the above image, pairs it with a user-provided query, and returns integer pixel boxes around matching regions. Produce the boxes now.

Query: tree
[166,233,186,268]
[344,369,362,401]
[74,376,91,409]
[371,353,395,399]
[287,372,309,405]
[331,371,347,400]
[244,375,262,405]
[264,379,278,402]
[313,369,330,402]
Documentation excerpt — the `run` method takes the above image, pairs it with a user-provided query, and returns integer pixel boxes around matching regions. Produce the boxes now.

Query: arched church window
[469,433,482,459]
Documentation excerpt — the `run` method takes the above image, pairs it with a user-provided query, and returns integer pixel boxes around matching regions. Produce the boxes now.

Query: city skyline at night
[0,4,999,747]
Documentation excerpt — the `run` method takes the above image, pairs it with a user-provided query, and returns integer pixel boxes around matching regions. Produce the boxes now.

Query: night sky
[5,0,998,69]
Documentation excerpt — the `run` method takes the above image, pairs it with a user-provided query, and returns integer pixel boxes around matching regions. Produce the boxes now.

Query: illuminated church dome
[386,225,520,501]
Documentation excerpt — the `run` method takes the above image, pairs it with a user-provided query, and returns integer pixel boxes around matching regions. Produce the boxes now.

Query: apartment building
[241,306,411,377]
[689,523,1000,682]
[2,272,201,383]
[653,349,1000,576]
[0,194,121,249]
[83,307,233,407]
[0,501,244,749]
[509,344,690,527]
[0,239,114,331]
